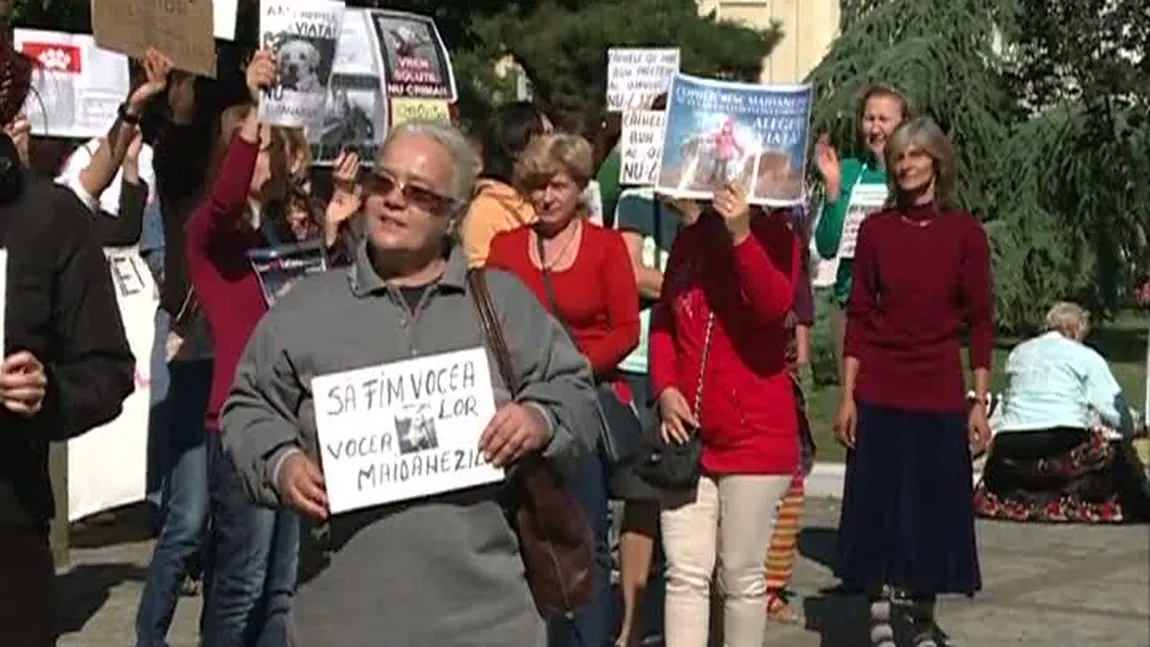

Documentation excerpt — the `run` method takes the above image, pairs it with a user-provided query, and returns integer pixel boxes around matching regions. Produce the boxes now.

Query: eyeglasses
[363,170,456,214]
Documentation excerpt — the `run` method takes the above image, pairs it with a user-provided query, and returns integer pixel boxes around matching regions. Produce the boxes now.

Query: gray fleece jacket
[221,242,599,646]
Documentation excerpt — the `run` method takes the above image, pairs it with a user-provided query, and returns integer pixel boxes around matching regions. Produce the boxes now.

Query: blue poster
[655,74,813,206]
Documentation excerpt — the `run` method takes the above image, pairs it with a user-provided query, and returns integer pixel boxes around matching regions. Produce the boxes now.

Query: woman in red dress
[487,132,640,647]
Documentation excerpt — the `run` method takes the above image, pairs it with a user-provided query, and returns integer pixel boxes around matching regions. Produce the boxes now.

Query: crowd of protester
[0,29,1146,647]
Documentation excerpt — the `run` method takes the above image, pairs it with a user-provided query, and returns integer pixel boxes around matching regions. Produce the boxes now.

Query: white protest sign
[258,0,346,128]
[312,347,504,515]
[620,110,666,186]
[68,248,156,521]
[607,48,680,112]
[215,0,239,40]
[837,183,888,259]
[14,29,131,139]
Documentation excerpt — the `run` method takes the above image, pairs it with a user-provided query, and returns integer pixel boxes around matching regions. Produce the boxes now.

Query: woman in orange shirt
[461,101,551,267]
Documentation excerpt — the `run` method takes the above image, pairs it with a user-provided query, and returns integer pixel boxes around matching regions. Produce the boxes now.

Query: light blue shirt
[999,331,1129,434]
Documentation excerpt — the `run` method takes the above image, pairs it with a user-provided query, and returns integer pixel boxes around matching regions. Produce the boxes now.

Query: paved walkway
[57,499,1149,646]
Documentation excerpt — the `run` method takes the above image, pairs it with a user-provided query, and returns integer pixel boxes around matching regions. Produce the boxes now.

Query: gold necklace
[538,222,580,269]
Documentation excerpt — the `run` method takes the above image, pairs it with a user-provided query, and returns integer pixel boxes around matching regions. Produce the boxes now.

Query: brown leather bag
[466,269,595,616]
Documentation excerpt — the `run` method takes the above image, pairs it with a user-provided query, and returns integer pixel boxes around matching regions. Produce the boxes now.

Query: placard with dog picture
[311,347,503,514]
[310,8,388,166]
[258,0,346,128]
[369,10,457,101]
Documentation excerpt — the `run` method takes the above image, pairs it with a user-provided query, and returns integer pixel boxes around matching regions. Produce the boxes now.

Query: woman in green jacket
[813,85,909,375]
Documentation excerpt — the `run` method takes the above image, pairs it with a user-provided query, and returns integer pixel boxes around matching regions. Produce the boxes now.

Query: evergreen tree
[991,0,1149,329]
[807,0,1148,331]
[805,0,1019,219]
[469,0,781,126]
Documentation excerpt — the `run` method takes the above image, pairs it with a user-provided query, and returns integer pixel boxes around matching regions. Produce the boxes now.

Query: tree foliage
[808,0,1149,331]
[991,0,1150,330]
[469,0,780,127]
[805,0,1018,219]
[372,0,780,128]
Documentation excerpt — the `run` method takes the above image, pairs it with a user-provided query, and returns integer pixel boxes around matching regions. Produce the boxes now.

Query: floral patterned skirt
[973,427,1150,523]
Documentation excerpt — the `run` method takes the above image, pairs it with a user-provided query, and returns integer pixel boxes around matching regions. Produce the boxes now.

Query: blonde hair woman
[973,301,1149,524]
[834,117,994,647]
[486,132,640,647]
[813,85,910,377]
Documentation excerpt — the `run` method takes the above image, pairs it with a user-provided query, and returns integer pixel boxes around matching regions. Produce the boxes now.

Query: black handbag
[633,313,716,490]
[535,231,643,465]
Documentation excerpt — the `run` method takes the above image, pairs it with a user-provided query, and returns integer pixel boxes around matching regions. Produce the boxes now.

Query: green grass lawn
[803,292,1148,462]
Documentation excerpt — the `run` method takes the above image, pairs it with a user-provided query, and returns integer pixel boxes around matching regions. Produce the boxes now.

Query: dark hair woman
[460,101,551,267]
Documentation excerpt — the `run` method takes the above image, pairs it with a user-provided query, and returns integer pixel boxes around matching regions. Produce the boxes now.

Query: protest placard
[310,8,388,166]
[91,0,215,78]
[246,240,328,308]
[655,74,813,206]
[312,347,503,514]
[606,48,680,112]
[370,10,457,101]
[215,0,239,40]
[259,0,345,128]
[68,246,157,521]
[390,97,450,127]
[836,182,888,259]
[13,29,130,139]
[619,110,667,186]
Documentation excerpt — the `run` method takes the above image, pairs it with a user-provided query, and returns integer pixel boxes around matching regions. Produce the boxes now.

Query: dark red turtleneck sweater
[185,135,268,431]
[843,203,994,412]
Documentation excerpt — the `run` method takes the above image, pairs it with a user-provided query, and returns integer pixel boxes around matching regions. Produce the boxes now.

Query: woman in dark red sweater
[834,117,993,647]
[649,183,799,646]
[184,49,330,644]
[486,132,640,647]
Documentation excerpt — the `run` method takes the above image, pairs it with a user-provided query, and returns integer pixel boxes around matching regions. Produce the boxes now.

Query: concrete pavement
[56,498,1149,646]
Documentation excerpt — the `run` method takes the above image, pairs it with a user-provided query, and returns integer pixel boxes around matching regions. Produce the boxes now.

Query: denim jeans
[146,308,172,528]
[202,432,300,647]
[135,359,212,647]
[548,442,613,647]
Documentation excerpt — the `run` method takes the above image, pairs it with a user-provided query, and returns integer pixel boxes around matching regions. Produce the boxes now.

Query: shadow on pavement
[54,563,148,636]
[70,503,156,550]
[797,525,838,571]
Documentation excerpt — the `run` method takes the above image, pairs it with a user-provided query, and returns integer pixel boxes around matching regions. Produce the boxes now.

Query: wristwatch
[118,102,142,125]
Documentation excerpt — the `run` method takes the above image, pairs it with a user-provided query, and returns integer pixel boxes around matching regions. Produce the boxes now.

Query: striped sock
[765,473,805,592]
[869,597,895,647]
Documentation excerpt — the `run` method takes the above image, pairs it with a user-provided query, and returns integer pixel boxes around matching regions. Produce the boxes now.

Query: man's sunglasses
[362,171,457,214]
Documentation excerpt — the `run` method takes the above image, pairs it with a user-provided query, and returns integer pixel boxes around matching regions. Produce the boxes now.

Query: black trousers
[0,526,55,646]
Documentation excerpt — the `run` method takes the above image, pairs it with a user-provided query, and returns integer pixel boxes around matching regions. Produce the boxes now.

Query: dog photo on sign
[264,31,337,96]
[396,406,439,456]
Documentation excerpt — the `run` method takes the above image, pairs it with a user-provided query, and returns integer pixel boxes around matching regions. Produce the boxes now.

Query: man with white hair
[222,120,599,644]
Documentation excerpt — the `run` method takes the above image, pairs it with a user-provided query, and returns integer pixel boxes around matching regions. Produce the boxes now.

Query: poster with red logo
[13,29,130,139]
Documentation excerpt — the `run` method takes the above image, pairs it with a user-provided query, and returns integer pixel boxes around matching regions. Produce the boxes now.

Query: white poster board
[606,48,679,112]
[68,248,157,521]
[258,0,346,128]
[309,7,389,166]
[13,29,131,139]
[215,0,239,40]
[837,182,888,259]
[312,347,504,515]
[619,110,666,186]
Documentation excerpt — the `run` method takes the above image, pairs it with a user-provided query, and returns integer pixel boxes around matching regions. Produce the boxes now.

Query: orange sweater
[461,179,536,267]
